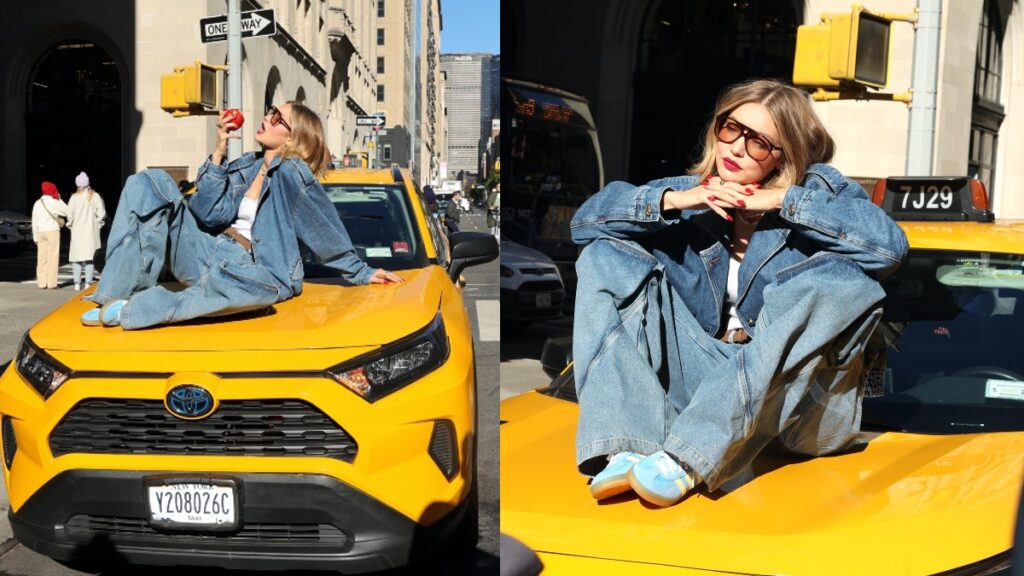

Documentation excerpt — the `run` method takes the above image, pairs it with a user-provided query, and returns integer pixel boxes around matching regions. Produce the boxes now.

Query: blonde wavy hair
[688,79,835,188]
[277,101,329,177]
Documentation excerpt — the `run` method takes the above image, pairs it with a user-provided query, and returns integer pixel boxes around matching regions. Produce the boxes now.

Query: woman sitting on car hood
[81,101,401,329]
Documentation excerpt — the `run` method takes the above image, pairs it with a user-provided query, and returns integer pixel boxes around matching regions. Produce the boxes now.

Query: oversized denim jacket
[190,152,373,299]
[571,163,909,338]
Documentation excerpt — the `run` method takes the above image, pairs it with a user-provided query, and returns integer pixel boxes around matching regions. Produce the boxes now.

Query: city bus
[502,78,604,305]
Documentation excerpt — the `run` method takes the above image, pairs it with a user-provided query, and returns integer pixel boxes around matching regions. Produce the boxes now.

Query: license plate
[147,482,237,530]
[536,293,552,308]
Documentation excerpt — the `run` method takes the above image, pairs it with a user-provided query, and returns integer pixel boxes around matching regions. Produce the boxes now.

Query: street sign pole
[227,0,242,162]
[372,129,379,169]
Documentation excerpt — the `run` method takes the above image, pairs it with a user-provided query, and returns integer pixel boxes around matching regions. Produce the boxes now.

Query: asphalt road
[0,209,500,575]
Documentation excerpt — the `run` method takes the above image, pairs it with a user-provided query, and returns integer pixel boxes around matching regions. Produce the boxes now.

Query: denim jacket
[571,163,908,338]
[189,152,374,299]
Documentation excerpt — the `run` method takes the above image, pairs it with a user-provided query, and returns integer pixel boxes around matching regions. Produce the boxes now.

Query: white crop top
[231,197,259,241]
[724,255,743,331]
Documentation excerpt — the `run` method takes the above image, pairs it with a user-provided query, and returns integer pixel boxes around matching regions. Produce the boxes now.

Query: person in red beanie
[31,181,69,289]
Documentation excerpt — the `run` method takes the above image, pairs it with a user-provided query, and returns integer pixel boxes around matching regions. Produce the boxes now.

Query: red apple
[221,108,244,131]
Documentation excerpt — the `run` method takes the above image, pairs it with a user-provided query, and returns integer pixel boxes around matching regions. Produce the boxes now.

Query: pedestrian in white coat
[31,181,69,289]
[66,172,107,291]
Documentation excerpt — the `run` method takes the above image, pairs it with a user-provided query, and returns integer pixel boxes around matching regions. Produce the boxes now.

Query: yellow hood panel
[500,392,1024,575]
[29,270,440,354]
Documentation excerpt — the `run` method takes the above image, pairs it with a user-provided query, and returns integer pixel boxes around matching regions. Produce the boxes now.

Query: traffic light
[161,61,225,116]
[793,5,892,89]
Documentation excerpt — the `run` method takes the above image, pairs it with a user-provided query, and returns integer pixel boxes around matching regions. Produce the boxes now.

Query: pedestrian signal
[161,61,226,116]
[793,5,892,89]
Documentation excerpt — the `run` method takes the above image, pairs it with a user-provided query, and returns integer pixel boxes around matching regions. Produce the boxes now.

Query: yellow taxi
[500,177,1024,575]
[0,166,498,572]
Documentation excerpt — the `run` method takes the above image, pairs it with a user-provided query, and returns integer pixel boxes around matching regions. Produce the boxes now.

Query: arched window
[969,0,1005,192]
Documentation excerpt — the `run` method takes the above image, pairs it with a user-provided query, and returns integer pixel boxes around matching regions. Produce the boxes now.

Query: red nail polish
[725,214,734,222]
[737,200,746,207]
[744,188,753,195]
[708,195,717,201]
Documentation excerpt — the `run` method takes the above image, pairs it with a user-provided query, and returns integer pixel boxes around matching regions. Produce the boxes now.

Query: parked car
[0,165,498,572]
[500,177,1024,574]
[500,240,566,325]
[0,210,32,256]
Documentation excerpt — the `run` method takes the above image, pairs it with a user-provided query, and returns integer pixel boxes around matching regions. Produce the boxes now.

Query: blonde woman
[82,101,401,329]
[30,181,68,289]
[571,79,909,506]
[66,171,106,291]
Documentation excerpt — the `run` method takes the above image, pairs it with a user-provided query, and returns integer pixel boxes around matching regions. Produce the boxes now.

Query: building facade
[504,0,1024,217]
[375,0,415,168]
[1,0,380,215]
[441,52,489,178]
[415,0,444,186]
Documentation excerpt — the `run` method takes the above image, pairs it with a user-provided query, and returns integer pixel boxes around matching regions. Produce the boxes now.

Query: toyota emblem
[166,385,215,419]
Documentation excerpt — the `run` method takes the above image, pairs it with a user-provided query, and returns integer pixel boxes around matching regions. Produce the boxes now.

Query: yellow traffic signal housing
[793,5,892,89]
[829,6,890,88]
[793,23,840,87]
[161,61,224,116]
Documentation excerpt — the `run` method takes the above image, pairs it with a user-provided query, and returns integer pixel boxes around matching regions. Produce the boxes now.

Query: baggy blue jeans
[573,237,885,492]
[86,170,280,330]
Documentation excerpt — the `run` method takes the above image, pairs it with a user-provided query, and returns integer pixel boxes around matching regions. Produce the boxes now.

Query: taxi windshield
[863,249,1024,433]
[303,183,427,277]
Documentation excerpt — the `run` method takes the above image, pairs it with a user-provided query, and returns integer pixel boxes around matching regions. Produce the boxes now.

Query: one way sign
[200,9,277,44]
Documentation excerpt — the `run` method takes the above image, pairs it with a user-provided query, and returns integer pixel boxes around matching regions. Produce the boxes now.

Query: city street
[0,211,500,575]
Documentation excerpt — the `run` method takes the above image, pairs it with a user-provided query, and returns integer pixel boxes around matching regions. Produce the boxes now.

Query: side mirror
[540,334,573,380]
[448,232,499,282]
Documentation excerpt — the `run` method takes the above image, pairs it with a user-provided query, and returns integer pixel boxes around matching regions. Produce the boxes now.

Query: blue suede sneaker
[100,299,127,327]
[627,450,696,507]
[80,307,102,327]
[590,451,644,501]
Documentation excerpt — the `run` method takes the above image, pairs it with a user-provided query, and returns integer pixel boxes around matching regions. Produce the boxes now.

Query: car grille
[519,266,557,276]
[65,515,348,545]
[49,399,357,462]
[517,280,563,292]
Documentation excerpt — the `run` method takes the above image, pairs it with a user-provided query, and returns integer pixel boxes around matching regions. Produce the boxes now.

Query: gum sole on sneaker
[627,468,683,507]
[590,477,633,501]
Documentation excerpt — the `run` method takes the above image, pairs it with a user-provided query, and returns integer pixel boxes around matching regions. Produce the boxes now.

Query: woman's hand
[662,181,751,221]
[211,112,243,166]
[369,269,404,284]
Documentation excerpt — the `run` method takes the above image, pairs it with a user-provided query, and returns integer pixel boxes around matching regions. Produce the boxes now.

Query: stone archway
[264,66,283,114]
[24,40,122,211]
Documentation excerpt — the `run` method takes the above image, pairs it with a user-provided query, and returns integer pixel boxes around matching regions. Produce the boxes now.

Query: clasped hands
[661,176,786,222]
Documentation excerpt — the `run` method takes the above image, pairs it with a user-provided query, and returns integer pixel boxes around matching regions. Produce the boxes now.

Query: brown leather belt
[222,227,252,253]
[720,328,751,344]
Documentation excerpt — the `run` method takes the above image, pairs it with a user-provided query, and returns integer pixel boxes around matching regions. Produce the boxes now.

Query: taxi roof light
[872,177,994,222]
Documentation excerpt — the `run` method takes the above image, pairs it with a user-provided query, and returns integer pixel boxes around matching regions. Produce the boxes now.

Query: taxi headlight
[15,335,71,399]
[327,315,449,402]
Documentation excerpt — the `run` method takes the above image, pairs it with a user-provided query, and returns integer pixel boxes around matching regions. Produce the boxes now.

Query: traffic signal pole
[905,0,941,176]
[227,0,242,162]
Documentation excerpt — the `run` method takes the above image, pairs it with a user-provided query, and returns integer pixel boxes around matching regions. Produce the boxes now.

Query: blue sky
[440,0,499,54]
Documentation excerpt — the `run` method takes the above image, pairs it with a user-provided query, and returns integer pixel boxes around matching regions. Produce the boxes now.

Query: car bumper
[9,469,469,572]
[500,287,565,321]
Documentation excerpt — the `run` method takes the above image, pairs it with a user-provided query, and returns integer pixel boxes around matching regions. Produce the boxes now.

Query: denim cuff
[577,437,662,476]
[197,156,228,182]
[664,434,720,490]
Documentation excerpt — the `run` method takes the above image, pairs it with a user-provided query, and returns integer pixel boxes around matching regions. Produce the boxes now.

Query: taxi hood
[500,392,1023,576]
[29,269,441,353]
